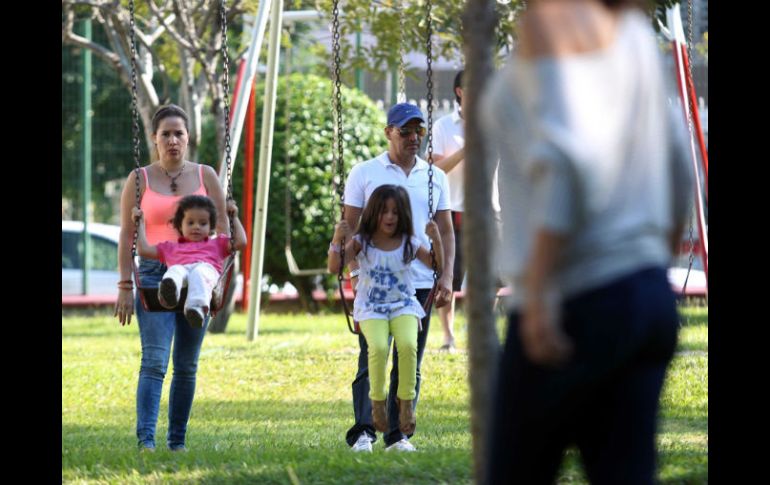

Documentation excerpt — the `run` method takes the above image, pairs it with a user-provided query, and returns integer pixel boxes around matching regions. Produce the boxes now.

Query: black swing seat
[134,255,235,316]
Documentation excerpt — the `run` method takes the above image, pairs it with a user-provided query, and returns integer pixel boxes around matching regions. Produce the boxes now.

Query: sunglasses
[394,126,427,137]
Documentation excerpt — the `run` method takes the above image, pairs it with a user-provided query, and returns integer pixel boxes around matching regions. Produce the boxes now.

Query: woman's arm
[520,228,573,365]
[202,164,229,235]
[132,208,159,259]
[115,170,141,325]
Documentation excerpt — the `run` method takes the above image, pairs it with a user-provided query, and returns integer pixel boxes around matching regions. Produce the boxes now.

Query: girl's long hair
[356,184,415,264]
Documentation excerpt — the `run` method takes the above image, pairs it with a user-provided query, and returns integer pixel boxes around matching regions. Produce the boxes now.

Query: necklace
[161,162,186,192]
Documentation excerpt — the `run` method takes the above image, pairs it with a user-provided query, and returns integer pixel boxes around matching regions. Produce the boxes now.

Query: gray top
[481,10,693,307]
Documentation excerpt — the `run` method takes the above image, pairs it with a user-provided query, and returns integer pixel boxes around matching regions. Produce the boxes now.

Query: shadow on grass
[63,398,474,484]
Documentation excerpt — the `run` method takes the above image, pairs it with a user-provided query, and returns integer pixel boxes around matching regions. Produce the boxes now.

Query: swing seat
[140,285,191,313]
[134,255,235,317]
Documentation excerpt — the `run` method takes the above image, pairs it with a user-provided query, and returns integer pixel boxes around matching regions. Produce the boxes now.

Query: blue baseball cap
[387,103,426,127]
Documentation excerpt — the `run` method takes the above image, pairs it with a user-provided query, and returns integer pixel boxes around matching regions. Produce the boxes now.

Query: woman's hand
[131,207,143,224]
[520,293,573,366]
[114,288,135,326]
[227,199,239,218]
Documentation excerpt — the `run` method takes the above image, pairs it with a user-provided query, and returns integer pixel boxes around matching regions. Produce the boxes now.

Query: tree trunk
[462,0,500,483]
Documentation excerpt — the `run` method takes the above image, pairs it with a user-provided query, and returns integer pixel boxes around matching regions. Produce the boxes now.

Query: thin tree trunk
[462,0,499,482]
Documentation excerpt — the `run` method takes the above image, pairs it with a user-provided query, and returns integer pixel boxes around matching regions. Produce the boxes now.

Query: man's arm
[433,209,455,308]
[433,148,465,174]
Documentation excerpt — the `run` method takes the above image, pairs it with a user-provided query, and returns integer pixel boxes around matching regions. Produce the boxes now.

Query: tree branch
[145,13,176,44]
[62,0,107,7]
[146,0,195,51]
[62,7,123,70]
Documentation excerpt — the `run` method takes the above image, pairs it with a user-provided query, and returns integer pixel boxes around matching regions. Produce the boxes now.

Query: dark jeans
[345,288,432,447]
[451,211,464,292]
[486,267,679,485]
[135,258,209,450]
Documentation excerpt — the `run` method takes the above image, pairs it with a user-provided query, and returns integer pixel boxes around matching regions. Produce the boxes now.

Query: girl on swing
[132,194,247,327]
[328,184,443,435]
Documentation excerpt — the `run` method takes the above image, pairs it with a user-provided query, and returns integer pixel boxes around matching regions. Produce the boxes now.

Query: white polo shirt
[432,107,501,213]
[432,108,465,212]
[344,151,450,289]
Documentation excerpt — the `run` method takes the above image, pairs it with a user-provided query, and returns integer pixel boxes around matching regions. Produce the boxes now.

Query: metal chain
[331,0,346,285]
[129,0,142,257]
[681,0,695,297]
[284,39,293,248]
[219,0,235,252]
[397,0,406,103]
[425,0,437,282]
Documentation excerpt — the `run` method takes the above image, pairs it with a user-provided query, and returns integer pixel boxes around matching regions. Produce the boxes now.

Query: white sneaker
[385,438,416,452]
[351,433,373,453]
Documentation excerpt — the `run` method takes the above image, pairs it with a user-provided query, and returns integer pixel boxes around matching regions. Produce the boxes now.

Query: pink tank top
[140,165,208,245]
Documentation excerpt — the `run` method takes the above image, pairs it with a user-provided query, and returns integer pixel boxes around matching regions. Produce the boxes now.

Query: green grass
[62,306,707,484]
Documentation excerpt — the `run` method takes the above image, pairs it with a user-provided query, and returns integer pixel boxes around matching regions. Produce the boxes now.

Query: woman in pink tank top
[114,104,232,452]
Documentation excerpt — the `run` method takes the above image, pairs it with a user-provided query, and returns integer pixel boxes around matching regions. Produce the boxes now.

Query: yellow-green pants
[360,314,418,401]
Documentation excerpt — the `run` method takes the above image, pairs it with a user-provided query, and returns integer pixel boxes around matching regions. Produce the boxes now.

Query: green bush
[199,73,386,307]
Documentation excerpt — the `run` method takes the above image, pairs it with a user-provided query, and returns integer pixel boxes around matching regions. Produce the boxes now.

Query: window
[61,231,118,271]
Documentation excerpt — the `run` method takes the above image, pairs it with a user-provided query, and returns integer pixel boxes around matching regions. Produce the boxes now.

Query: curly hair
[170,195,217,235]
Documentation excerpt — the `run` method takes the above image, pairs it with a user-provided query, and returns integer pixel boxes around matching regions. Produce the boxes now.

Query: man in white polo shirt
[433,69,501,351]
[432,70,466,352]
[342,102,455,453]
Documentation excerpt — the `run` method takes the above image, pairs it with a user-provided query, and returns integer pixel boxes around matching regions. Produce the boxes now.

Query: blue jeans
[486,267,679,485]
[135,258,208,449]
[345,288,432,447]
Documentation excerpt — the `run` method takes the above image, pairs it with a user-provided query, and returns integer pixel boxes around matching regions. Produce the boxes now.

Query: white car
[62,220,121,296]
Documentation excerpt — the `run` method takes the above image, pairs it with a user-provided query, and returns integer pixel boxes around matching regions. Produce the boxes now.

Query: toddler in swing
[133,194,247,327]
[328,184,443,435]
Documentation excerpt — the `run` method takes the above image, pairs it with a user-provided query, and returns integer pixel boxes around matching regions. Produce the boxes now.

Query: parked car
[62,220,121,296]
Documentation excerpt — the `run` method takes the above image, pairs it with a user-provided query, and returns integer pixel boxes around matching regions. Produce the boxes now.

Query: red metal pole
[679,44,708,200]
[671,41,708,283]
[241,79,257,310]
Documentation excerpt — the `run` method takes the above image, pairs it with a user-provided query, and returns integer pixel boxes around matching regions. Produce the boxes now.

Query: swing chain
[397,0,406,103]
[425,0,438,282]
[681,0,696,297]
[219,0,235,252]
[331,0,347,286]
[284,38,294,247]
[128,0,142,257]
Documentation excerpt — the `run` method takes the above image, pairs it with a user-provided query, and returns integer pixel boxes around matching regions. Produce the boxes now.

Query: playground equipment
[127,0,237,315]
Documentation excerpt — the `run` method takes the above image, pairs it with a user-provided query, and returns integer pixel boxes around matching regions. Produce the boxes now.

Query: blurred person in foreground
[480,0,693,482]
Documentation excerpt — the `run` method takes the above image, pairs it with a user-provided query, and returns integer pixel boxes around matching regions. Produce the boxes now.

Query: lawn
[62,306,707,484]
